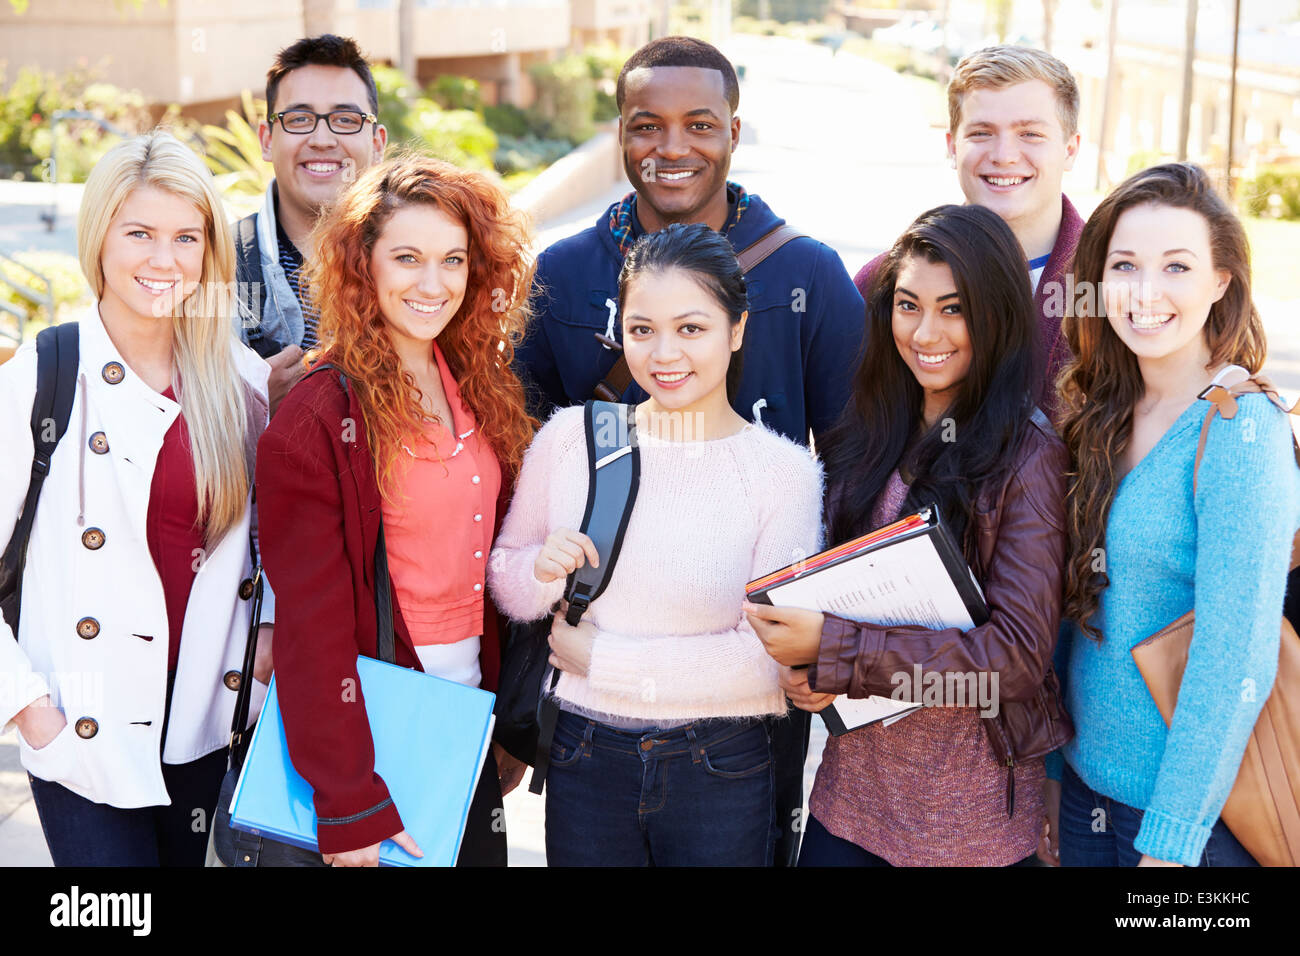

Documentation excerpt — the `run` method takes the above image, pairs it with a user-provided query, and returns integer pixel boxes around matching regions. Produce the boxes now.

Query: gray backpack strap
[563,400,640,624]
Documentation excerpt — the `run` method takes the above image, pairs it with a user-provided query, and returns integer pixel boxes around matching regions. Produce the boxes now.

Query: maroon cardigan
[256,363,509,854]
[852,195,1085,423]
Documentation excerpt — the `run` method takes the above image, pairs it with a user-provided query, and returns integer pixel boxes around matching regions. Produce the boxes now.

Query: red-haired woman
[255,155,536,867]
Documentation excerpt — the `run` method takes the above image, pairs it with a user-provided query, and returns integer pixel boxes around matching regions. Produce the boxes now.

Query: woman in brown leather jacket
[747,204,1073,866]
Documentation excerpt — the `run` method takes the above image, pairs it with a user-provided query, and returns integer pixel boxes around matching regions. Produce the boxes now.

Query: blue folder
[228,656,496,867]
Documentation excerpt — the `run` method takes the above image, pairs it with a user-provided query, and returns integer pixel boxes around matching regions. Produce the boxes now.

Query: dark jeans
[1058,763,1259,867]
[544,711,776,866]
[29,747,227,867]
[797,813,1041,867]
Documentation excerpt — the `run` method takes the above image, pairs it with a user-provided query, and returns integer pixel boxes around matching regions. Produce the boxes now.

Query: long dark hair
[1059,162,1265,639]
[618,221,748,402]
[822,204,1041,564]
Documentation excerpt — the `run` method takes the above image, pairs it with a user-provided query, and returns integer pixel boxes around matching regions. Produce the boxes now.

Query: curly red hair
[305,154,538,497]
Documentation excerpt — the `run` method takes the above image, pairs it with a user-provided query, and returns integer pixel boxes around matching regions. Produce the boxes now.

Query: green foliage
[1125,149,1173,178]
[492,134,573,176]
[196,90,274,203]
[1242,165,1300,221]
[483,103,533,138]
[372,64,497,170]
[427,75,482,112]
[578,45,627,122]
[527,56,596,145]
[0,250,92,331]
[0,63,152,181]
[407,103,497,170]
[733,0,831,23]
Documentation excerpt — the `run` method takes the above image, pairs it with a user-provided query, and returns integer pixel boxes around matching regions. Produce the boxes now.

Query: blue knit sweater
[1049,392,1299,865]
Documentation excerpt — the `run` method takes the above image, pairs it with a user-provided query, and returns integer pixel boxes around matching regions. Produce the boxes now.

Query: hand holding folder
[746,506,988,734]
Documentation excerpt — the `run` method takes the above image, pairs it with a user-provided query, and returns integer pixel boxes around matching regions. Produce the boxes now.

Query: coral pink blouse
[381,343,502,657]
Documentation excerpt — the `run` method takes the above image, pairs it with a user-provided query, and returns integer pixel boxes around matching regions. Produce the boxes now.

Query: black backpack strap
[1,323,79,636]
[563,400,640,623]
[529,400,640,794]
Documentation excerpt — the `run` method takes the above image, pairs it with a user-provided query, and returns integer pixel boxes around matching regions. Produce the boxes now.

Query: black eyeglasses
[271,109,377,135]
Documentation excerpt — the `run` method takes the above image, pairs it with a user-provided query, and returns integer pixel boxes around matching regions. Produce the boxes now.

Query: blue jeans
[29,747,227,867]
[1059,763,1258,867]
[544,710,776,866]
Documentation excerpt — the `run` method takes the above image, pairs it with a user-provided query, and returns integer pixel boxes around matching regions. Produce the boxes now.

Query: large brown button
[74,717,98,739]
[89,431,109,454]
[640,740,653,752]
[101,362,125,385]
[76,617,100,640]
[238,578,255,600]
[81,527,105,550]
[223,670,241,691]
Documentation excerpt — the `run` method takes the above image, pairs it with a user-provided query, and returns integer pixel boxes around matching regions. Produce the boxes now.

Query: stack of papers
[747,506,988,735]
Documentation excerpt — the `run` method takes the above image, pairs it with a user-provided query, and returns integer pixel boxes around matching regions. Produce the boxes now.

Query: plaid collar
[608,181,749,257]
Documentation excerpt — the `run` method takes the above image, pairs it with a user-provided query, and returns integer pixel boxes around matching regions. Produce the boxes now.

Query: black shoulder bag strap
[300,361,398,665]
[1,323,80,635]
[528,400,641,793]
[227,362,396,766]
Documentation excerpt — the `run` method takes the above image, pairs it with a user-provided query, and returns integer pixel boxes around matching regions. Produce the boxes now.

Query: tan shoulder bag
[1130,372,1300,867]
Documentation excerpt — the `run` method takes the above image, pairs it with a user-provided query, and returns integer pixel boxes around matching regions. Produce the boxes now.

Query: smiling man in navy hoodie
[516,36,864,867]
[517,36,863,444]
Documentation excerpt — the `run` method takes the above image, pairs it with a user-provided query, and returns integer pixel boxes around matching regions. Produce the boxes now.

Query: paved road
[3,32,1297,867]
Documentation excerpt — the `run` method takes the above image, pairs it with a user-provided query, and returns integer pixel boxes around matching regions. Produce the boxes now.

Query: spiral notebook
[747,505,988,735]
[228,656,496,866]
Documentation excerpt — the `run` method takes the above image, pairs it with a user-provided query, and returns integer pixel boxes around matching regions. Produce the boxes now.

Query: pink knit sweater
[487,406,824,722]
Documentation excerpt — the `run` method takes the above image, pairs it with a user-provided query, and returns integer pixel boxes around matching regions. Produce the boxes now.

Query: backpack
[493,400,641,794]
[0,323,80,635]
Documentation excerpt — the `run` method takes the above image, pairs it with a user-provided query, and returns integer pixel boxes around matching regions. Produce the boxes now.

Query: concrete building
[0,0,657,116]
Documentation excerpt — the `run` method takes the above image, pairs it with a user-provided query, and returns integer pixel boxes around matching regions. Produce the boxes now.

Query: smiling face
[1101,202,1229,367]
[946,80,1079,240]
[369,203,470,354]
[259,64,386,224]
[621,266,745,417]
[619,66,741,232]
[892,255,973,425]
[97,185,206,323]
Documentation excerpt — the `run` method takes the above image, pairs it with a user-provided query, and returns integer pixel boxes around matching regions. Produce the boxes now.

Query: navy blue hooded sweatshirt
[516,189,865,445]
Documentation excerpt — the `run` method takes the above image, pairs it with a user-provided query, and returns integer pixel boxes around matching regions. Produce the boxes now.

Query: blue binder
[228,656,496,867]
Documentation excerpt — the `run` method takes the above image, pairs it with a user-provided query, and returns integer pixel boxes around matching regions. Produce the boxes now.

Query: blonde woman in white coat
[0,131,273,866]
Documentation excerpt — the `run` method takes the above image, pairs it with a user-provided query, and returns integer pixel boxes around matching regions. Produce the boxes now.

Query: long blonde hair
[77,130,251,542]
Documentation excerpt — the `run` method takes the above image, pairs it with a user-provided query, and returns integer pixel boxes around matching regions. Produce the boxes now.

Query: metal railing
[0,250,56,347]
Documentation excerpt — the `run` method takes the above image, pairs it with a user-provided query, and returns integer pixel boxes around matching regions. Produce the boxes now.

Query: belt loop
[582,718,596,755]
[685,723,702,764]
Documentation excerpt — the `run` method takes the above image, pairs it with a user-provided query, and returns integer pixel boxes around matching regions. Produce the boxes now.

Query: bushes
[0,250,92,330]
[372,65,497,171]
[734,0,831,24]
[493,134,573,176]
[1242,165,1300,221]
[527,56,597,145]
[0,63,153,181]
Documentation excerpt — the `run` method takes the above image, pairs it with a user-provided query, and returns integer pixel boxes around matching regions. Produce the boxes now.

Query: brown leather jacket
[809,409,1075,813]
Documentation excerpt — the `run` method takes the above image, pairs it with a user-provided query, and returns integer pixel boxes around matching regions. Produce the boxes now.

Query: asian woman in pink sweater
[487,223,822,866]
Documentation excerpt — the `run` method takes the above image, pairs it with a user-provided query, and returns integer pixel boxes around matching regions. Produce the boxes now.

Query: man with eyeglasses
[234,34,387,412]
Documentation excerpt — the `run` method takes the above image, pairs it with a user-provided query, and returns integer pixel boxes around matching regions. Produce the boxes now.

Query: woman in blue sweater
[1050,163,1300,866]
